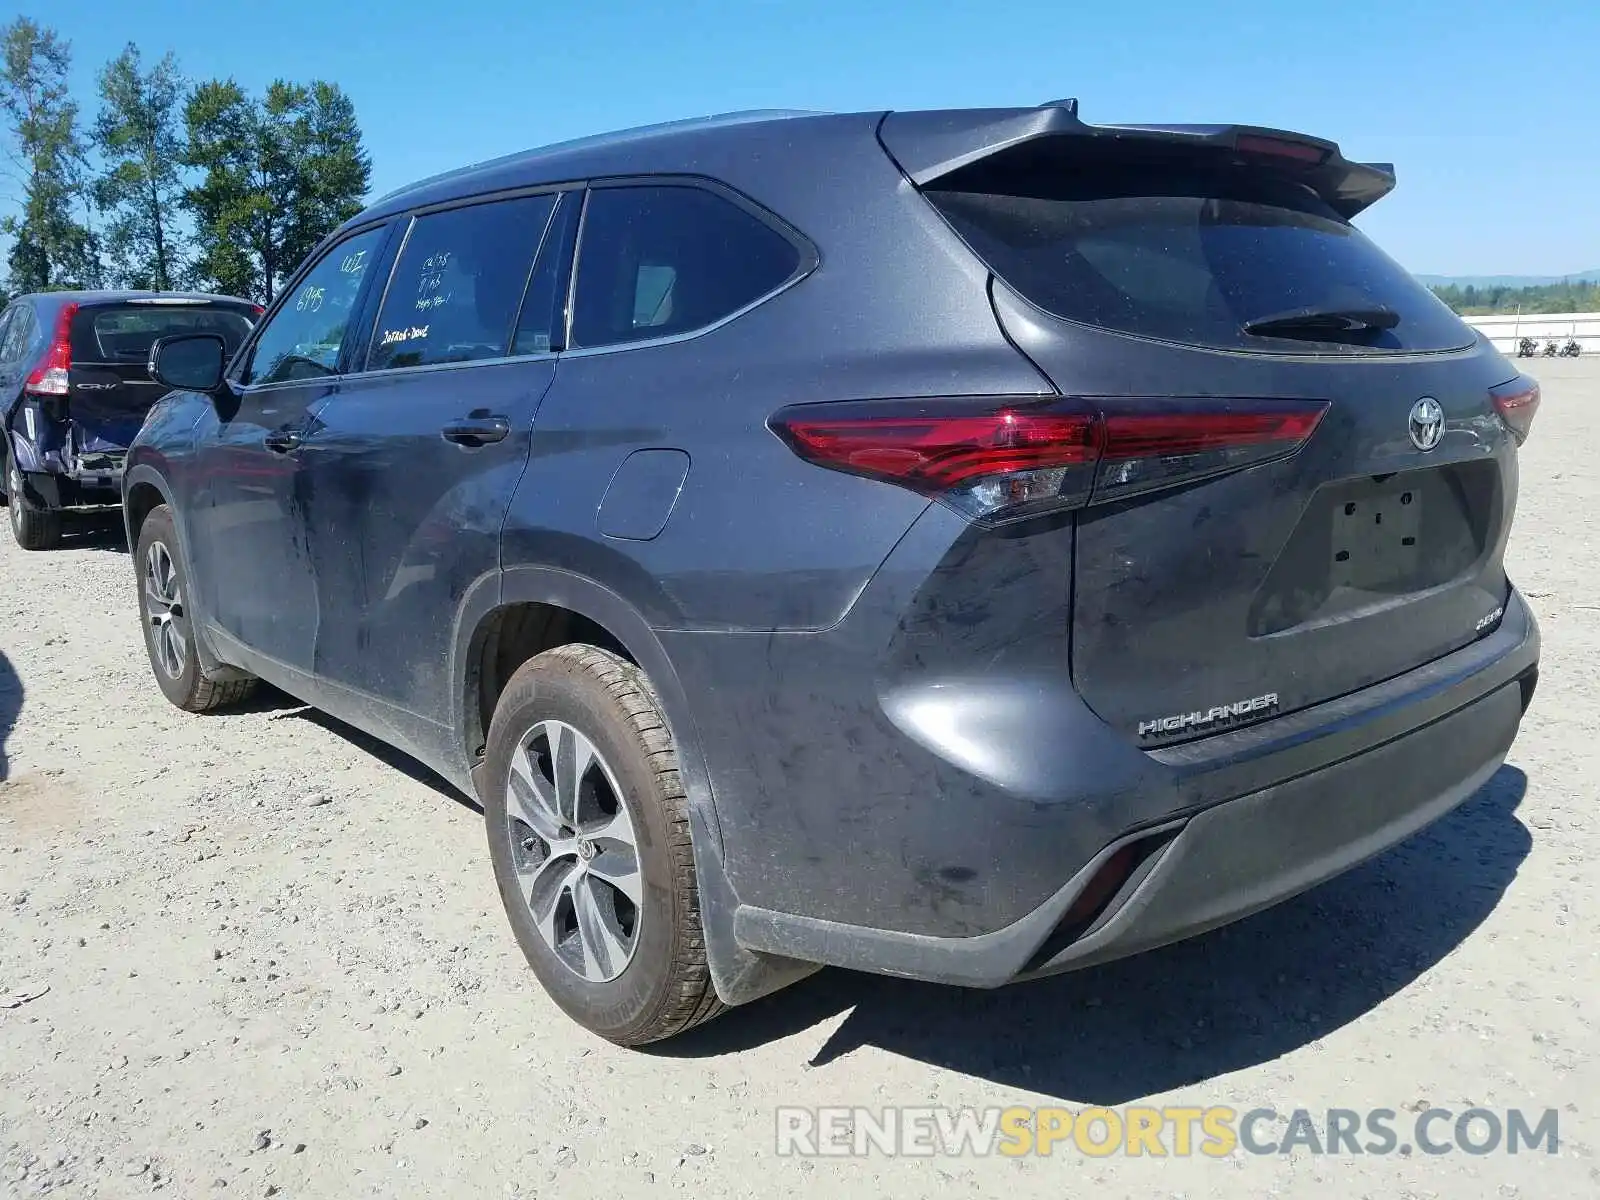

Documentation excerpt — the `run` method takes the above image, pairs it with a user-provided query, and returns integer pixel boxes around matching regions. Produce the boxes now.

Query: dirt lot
[1,360,1596,1199]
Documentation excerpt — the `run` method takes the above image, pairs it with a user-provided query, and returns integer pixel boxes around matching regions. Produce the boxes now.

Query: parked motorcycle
[1517,336,1540,358]
[1544,339,1560,357]
[1560,338,1582,358]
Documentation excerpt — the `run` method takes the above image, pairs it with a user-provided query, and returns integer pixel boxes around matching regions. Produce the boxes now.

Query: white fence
[1462,311,1599,355]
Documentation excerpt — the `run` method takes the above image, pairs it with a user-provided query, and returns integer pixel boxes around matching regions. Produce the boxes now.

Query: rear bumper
[724,589,1538,987]
[13,464,124,511]
[6,406,130,510]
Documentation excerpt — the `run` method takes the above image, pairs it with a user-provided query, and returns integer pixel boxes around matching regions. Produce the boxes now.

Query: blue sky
[12,0,1599,276]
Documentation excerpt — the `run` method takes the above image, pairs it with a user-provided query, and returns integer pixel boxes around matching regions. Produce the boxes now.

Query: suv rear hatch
[67,298,258,454]
[880,107,1528,743]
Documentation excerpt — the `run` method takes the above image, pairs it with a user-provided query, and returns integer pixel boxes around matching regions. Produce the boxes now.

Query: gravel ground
[1,360,1595,1199]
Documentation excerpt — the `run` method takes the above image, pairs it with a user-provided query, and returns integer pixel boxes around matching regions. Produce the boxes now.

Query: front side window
[367,193,557,372]
[571,185,802,349]
[243,226,386,385]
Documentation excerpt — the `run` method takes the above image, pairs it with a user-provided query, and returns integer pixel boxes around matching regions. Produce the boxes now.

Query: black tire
[483,644,725,1045]
[7,452,63,551]
[134,504,257,712]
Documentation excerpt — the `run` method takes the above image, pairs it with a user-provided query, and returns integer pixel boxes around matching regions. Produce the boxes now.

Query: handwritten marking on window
[295,286,325,313]
[415,249,454,306]
[340,250,368,275]
[379,325,431,347]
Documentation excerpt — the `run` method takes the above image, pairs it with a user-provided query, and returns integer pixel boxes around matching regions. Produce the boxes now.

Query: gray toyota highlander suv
[124,102,1540,1044]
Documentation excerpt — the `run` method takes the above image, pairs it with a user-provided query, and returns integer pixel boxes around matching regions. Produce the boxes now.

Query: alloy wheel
[7,462,21,533]
[144,540,188,679]
[504,719,643,983]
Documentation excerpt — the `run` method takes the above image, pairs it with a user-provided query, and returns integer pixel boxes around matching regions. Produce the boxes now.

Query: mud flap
[690,805,822,1006]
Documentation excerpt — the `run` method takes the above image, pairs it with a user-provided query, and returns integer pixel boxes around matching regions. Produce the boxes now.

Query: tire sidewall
[8,456,61,550]
[134,507,204,708]
[483,656,685,1042]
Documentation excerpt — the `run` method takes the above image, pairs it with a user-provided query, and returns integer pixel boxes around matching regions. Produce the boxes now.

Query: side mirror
[149,333,227,393]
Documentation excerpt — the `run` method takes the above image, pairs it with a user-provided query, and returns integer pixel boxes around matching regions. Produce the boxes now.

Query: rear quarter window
[926,148,1474,356]
[2,307,37,365]
[571,184,803,349]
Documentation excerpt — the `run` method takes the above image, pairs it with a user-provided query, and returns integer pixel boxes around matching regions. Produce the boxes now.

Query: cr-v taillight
[770,395,1328,524]
[1490,376,1540,444]
[23,302,78,397]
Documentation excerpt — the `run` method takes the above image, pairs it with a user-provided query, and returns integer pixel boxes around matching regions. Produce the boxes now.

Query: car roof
[353,109,859,225]
[344,101,1396,235]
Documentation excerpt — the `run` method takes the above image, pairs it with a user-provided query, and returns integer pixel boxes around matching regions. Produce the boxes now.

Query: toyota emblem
[1408,397,1444,452]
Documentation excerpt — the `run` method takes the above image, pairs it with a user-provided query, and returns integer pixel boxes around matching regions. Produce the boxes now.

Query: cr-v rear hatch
[880,107,1531,744]
[67,297,258,453]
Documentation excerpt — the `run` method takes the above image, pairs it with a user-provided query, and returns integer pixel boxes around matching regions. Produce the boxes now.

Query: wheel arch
[122,471,170,550]
[120,463,245,683]
[454,565,720,854]
[451,566,822,1007]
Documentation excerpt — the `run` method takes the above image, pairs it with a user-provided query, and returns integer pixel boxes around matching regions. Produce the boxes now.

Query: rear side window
[926,145,1473,355]
[571,185,801,349]
[1,307,36,365]
[367,193,557,372]
[75,306,255,363]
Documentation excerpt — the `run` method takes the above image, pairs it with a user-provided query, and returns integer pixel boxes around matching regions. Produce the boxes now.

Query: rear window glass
[925,146,1474,355]
[571,185,801,349]
[82,306,255,362]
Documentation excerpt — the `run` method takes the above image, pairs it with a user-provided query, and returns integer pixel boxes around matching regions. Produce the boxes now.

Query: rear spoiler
[877,101,1396,219]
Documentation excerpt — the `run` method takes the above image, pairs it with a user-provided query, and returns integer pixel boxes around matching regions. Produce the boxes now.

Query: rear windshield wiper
[1243,305,1400,339]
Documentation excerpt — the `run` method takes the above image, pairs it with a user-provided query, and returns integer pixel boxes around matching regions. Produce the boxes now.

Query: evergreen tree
[185,78,370,303]
[93,44,188,290]
[0,18,96,292]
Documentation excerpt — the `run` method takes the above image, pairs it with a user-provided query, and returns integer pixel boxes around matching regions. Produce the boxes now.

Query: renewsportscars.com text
[775,1105,1560,1159]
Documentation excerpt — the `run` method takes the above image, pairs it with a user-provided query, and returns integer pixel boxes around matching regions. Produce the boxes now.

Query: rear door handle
[263,430,302,454]
[441,415,511,447]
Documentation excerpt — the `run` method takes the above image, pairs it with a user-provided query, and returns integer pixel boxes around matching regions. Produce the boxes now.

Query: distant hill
[1417,269,1600,288]
[1428,277,1600,316]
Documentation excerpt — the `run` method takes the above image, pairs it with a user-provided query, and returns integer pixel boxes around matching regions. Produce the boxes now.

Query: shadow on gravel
[55,511,129,553]
[0,650,19,782]
[274,702,479,813]
[662,764,1531,1104]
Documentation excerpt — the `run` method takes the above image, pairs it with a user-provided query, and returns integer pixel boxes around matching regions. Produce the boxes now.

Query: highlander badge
[1139,692,1280,740]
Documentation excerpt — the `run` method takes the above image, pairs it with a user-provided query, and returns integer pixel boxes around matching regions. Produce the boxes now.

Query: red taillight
[771,396,1328,524]
[774,399,1101,487]
[251,304,265,319]
[1491,376,1540,444]
[24,302,77,397]
[1094,401,1330,503]
[1234,133,1329,165]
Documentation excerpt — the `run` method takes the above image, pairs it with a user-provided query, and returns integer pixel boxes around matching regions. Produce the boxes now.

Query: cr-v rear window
[924,142,1475,356]
[77,305,256,363]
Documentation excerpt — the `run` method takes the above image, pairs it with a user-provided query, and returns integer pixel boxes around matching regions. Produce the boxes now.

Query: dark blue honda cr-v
[124,103,1541,1044]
